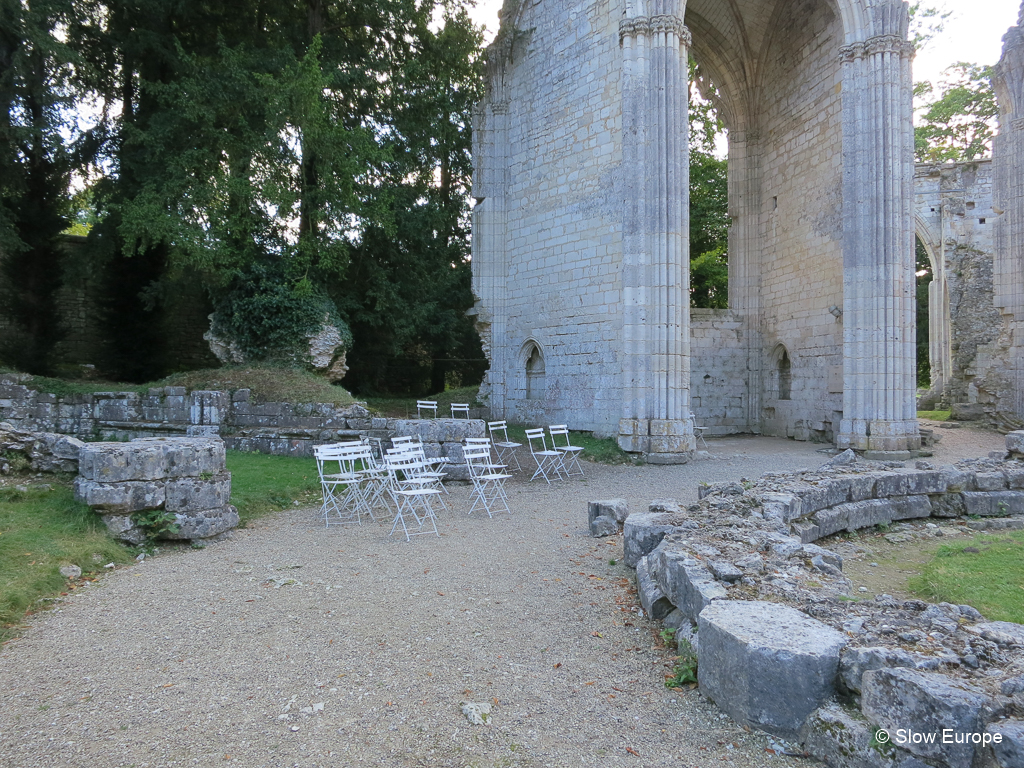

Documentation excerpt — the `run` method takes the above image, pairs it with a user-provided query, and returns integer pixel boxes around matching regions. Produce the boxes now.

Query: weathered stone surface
[840,646,935,694]
[707,560,743,582]
[989,720,1024,768]
[622,513,679,568]
[165,505,239,540]
[962,491,1024,516]
[861,667,993,768]
[801,703,916,768]
[100,514,147,546]
[590,515,618,537]
[977,471,1010,491]
[636,556,673,620]
[165,473,231,513]
[650,544,728,623]
[931,492,967,517]
[697,601,847,739]
[78,438,225,482]
[394,419,485,444]
[1007,432,1024,457]
[971,622,1024,648]
[890,495,932,520]
[589,499,627,526]
[73,477,166,513]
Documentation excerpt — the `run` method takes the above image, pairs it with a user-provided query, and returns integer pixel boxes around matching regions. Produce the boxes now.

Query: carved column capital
[839,35,914,63]
[619,15,690,46]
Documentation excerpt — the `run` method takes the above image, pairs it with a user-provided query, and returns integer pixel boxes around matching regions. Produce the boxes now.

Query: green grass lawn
[226,450,320,523]
[0,484,132,641]
[909,531,1024,622]
[917,409,952,421]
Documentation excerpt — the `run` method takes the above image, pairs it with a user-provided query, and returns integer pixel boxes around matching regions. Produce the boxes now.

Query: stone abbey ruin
[470,0,1024,461]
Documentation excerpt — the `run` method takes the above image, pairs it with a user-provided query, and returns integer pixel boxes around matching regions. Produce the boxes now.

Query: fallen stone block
[697,600,847,739]
[590,516,618,537]
[840,646,936,694]
[622,513,680,568]
[636,556,674,620]
[707,560,743,582]
[590,498,628,523]
[760,492,802,522]
[861,667,993,768]
[649,543,727,623]
[99,514,147,546]
[1007,431,1024,457]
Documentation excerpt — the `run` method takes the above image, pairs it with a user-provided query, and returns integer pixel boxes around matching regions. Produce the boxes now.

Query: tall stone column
[470,96,511,417]
[992,4,1024,417]
[617,2,695,462]
[836,0,921,456]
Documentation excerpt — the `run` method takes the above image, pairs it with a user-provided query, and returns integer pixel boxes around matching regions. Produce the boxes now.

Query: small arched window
[526,344,546,400]
[778,349,792,401]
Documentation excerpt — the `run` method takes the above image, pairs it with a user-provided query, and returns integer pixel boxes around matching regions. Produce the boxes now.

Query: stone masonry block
[649,543,727,623]
[589,499,628,523]
[74,477,165,514]
[697,601,847,739]
[1007,431,1024,457]
[861,667,993,768]
[976,472,1009,491]
[165,504,240,540]
[165,473,232,513]
[801,703,916,768]
[78,438,225,482]
[622,512,680,567]
[636,556,673,621]
[962,491,1024,516]
[760,492,802,522]
[931,492,967,517]
[890,495,932,520]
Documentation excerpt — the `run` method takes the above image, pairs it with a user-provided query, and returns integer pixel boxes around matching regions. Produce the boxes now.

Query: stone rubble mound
[613,433,1024,768]
[0,420,85,474]
[74,437,238,545]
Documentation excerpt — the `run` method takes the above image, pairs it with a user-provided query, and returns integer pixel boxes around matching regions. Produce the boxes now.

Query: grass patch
[917,409,951,421]
[909,532,1024,622]
[7,365,357,407]
[226,450,320,523]
[0,483,132,641]
[363,385,483,418]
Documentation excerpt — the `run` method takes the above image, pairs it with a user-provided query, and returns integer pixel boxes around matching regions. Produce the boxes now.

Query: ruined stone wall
[473,0,624,436]
[690,310,747,434]
[754,0,844,442]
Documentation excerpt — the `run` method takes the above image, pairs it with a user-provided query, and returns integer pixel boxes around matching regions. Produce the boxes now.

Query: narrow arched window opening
[778,349,791,401]
[526,345,546,400]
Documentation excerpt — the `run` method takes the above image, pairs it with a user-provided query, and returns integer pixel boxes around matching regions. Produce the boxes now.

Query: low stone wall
[0,421,86,474]
[603,435,1024,768]
[0,376,484,476]
[74,437,237,545]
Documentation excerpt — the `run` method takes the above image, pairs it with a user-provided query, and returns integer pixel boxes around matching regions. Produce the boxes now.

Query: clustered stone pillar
[617,1,696,463]
[993,4,1024,417]
[836,0,921,456]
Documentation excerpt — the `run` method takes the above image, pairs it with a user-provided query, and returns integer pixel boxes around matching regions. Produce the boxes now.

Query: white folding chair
[688,413,709,449]
[314,443,369,525]
[383,453,440,541]
[416,400,437,419]
[524,428,566,483]
[386,445,450,510]
[464,437,506,472]
[549,424,584,477]
[488,420,522,472]
[463,444,511,517]
[450,403,470,419]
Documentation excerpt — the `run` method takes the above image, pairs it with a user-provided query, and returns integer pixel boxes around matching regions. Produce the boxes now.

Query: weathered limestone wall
[913,162,1001,413]
[744,0,845,444]
[473,0,624,437]
[689,310,747,434]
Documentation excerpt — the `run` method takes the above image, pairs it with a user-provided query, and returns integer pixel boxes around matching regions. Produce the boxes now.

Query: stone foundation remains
[597,433,1024,767]
[74,437,238,545]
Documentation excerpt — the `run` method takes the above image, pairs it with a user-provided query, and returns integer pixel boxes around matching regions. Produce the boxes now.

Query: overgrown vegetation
[909,532,1024,622]
[0,484,132,641]
[666,637,699,688]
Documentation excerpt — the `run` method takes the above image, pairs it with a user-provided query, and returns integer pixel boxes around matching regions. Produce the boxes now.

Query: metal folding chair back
[487,420,522,472]
[463,445,512,517]
[416,400,437,419]
[549,424,585,477]
[524,428,565,483]
[383,452,440,541]
[687,413,709,449]
[314,443,370,525]
[450,403,470,419]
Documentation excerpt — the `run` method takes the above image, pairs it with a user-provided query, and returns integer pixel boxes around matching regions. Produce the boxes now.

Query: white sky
[464,0,1022,86]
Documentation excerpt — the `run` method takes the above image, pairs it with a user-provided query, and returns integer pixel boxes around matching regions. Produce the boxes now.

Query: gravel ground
[0,427,1005,768]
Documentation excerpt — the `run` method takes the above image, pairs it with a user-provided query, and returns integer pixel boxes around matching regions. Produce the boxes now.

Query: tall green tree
[0,0,86,374]
[915,63,998,163]
[688,59,729,309]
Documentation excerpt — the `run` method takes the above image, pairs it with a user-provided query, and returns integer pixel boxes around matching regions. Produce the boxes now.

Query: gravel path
[0,427,1004,768]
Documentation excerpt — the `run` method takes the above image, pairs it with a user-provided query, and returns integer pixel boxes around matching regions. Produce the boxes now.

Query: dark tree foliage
[331,7,486,395]
[0,0,81,374]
